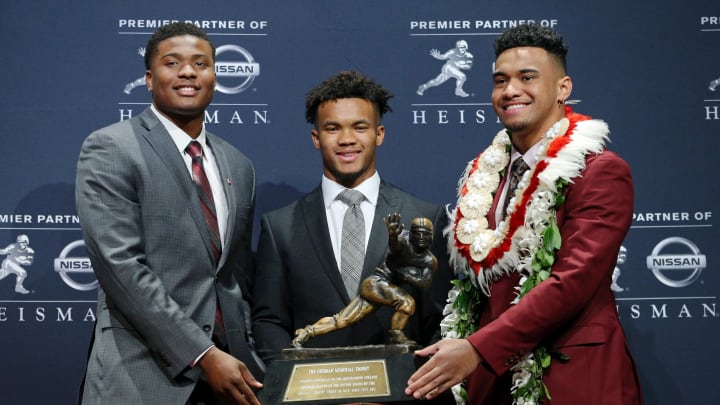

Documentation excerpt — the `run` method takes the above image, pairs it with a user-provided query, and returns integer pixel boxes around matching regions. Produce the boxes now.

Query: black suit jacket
[251,181,452,362]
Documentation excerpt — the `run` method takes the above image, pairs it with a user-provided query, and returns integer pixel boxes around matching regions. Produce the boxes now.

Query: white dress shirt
[321,172,380,271]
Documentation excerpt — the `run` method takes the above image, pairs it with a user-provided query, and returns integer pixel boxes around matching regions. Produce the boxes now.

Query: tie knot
[186,141,203,159]
[511,158,529,175]
[338,189,364,207]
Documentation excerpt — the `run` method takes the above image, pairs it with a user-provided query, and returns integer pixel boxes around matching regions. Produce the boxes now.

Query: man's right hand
[198,346,263,405]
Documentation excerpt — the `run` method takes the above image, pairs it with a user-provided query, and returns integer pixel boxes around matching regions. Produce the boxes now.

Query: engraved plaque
[283,359,390,402]
[258,345,421,404]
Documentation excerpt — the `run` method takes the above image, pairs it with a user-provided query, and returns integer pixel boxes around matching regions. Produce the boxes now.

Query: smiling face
[311,98,385,188]
[492,46,572,152]
[145,34,215,133]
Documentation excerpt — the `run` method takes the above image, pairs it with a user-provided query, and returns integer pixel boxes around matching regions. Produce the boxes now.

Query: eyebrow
[321,119,371,126]
[493,67,540,77]
[160,52,211,60]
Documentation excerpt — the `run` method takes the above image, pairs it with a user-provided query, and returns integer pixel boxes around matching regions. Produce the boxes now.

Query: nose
[337,128,357,145]
[501,81,522,99]
[178,62,197,78]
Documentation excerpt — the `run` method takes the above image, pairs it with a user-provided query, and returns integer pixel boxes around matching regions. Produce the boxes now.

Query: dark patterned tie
[502,157,530,218]
[186,141,226,338]
[338,189,365,297]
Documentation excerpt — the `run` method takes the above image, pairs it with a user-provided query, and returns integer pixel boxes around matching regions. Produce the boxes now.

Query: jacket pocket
[553,323,608,349]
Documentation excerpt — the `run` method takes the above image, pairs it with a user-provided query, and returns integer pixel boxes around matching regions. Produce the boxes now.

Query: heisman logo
[123,47,147,94]
[709,75,720,91]
[646,237,707,288]
[122,44,260,95]
[0,234,33,294]
[611,245,627,293]
[416,40,474,97]
[53,240,98,291]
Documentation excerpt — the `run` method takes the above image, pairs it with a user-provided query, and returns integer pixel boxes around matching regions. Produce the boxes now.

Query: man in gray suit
[76,22,263,405]
[251,71,453,384]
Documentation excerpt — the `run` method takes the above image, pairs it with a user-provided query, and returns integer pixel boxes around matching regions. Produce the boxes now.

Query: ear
[557,75,572,103]
[375,125,385,146]
[311,129,321,150]
[145,70,152,91]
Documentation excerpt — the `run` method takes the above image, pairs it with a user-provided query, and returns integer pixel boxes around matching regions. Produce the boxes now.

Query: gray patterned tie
[338,189,365,297]
[502,157,530,218]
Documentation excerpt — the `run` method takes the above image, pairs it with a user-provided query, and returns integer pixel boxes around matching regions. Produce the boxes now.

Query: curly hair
[494,24,568,73]
[305,71,394,125]
[144,22,215,70]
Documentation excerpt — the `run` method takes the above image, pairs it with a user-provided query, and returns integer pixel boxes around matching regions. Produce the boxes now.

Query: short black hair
[144,22,215,70]
[494,24,568,73]
[305,71,393,125]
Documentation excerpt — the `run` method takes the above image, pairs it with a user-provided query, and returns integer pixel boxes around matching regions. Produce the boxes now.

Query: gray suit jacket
[76,108,263,404]
[252,182,452,362]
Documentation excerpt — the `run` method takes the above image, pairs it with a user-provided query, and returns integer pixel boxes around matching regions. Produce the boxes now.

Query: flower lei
[441,107,608,404]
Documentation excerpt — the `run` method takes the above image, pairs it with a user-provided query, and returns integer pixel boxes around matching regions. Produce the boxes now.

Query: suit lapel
[138,108,217,267]
[300,188,352,301]
[207,134,233,270]
[363,181,401,279]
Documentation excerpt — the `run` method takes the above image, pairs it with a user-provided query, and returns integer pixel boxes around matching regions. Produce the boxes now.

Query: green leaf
[544,223,562,250]
[542,382,552,399]
[540,353,552,368]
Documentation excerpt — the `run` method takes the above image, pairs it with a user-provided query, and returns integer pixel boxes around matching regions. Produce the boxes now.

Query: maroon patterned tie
[186,141,226,337]
[186,141,222,263]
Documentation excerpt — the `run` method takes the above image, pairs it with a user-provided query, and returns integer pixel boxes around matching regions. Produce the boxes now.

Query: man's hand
[198,347,263,405]
[405,339,480,401]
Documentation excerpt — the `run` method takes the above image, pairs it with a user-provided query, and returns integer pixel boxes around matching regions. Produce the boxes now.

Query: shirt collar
[322,171,380,209]
[510,139,543,169]
[151,104,208,154]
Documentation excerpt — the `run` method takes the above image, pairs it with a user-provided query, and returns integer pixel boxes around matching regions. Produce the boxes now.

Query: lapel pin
[226,178,232,185]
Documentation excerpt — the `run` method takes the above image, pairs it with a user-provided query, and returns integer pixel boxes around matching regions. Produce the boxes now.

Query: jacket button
[203,325,212,332]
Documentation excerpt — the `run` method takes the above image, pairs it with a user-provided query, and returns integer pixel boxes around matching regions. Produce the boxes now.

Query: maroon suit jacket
[465,150,643,404]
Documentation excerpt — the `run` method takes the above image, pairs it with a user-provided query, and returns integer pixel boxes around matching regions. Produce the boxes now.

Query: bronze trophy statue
[258,214,440,404]
[292,213,437,348]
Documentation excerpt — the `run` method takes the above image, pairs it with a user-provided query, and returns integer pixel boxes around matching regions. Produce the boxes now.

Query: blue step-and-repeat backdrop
[1,1,718,403]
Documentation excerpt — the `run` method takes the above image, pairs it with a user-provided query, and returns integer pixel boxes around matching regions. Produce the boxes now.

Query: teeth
[179,87,195,91]
[506,104,526,110]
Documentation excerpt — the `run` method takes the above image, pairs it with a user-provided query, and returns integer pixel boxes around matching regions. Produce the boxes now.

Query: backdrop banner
[1,1,717,404]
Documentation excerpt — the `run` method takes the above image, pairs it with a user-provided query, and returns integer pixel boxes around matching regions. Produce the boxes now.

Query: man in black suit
[251,71,452,366]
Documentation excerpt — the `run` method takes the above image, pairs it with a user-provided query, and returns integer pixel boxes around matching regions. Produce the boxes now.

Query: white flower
[456,217,490,245]
[470,231,496,262]
[451,384,466,405]
[443,330,460,339]
[440,312,457,326]
[447,287,459,301]
[512,369,532,390]
[467,170,500,192]
[481,146,509,172]
[458,192,492,217]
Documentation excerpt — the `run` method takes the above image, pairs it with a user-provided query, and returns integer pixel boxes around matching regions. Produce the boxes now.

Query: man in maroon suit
[405,24,642,404]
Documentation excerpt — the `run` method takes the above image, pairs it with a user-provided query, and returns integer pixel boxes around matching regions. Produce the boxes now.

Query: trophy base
[258,344,422,404]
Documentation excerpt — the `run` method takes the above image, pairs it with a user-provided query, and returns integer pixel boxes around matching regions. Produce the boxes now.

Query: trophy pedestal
[258,344,421,404]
